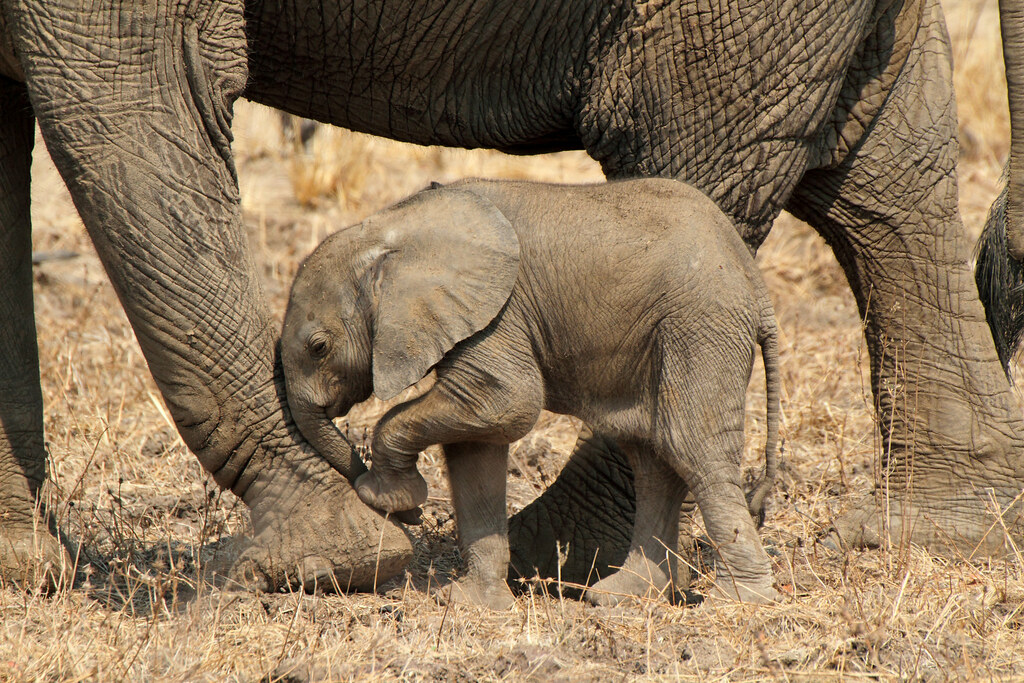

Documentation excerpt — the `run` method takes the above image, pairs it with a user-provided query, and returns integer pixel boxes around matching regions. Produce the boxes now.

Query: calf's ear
[361,187,520,400]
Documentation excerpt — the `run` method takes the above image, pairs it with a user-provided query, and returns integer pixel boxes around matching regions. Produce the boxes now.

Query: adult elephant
[0,0,1022,590]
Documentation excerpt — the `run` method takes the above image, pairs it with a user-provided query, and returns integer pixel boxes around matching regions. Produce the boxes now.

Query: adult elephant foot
[816,249,1024,560]
[0,521,70,592]
[226,454,414,593]
[812,236,1024,560]
[827,449,1024,559]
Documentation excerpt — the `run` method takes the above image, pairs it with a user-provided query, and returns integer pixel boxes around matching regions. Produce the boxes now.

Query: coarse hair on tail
[975,173,1024,378]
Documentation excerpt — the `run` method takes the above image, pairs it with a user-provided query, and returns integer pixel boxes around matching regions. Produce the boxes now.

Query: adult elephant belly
[243,0,588,153]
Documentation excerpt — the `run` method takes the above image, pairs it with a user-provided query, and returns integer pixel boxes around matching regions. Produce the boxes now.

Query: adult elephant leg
[0,77,68,589]
[789,0,1024,556]
[5,2,411,591]
[508,425,636,590]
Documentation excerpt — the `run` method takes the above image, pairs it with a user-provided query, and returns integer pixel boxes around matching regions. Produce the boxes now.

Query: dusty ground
[4,1,1023,680]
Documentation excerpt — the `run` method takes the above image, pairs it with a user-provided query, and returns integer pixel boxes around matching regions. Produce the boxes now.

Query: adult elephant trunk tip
[975,0,1024,372]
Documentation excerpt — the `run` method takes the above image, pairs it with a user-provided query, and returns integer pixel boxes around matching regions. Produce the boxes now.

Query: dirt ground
[4,1,1024,680]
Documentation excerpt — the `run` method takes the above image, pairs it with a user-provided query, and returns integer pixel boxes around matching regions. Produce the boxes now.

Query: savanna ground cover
[4,1,1022,679]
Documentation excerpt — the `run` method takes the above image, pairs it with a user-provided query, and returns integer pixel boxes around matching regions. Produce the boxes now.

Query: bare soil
[4,1,1023,680]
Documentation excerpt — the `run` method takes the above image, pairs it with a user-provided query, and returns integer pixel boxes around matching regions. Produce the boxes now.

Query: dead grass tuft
[6,1,1024,679]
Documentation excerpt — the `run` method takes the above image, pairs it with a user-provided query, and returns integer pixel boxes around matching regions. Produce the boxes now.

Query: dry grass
[5,1,1023,679]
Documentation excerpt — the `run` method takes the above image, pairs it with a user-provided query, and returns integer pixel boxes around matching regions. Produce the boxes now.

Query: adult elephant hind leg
[507,425,637,591]
[0,78,70,590]
[584,447,688,607]
[788,0,1024,557]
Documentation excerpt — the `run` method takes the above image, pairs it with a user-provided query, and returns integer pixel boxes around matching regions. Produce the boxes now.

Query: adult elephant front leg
[0,77,69,589]
[4,1,411,591]
[790,0,1024,557]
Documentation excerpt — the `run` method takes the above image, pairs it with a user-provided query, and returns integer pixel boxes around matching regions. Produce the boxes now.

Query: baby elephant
[282,178,780,608]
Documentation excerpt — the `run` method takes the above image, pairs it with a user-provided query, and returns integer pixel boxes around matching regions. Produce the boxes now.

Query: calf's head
[281,187,521,477]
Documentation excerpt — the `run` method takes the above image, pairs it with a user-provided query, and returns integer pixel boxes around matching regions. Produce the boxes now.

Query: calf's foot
[354,468,428,514]
[584,553,674,607]
[437,576,515,610]
[709,577,780,603]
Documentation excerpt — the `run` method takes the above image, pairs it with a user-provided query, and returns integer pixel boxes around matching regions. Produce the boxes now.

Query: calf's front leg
[354,354,542,609]
[356,349,542,516]
[441,441,514,610]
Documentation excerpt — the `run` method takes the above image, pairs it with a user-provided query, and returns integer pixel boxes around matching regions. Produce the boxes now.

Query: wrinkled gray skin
[282,179,781,608]
[1,0,1024,591]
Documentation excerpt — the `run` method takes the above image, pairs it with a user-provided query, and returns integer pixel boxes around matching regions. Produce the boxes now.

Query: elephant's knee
[478,388,542,442]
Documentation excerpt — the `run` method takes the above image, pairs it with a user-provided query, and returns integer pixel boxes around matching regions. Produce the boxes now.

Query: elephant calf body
[282,178,781,608]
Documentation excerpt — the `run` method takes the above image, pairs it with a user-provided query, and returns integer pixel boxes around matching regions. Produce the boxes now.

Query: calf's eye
[307,333,331,359]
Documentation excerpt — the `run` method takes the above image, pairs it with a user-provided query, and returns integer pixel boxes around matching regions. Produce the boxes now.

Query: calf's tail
[746,299,781,527]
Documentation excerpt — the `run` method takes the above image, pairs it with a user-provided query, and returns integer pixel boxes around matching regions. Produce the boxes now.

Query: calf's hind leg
[657,336,778,603]
[691,473,778,602]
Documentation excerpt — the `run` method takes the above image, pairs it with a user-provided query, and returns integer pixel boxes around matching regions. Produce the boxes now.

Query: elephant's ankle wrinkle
[463,549,511,583]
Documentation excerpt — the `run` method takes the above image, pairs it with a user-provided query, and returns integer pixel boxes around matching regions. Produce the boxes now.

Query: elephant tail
[746,299,781,528]
[976,177,1024,376]
[979,0,1024,376]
